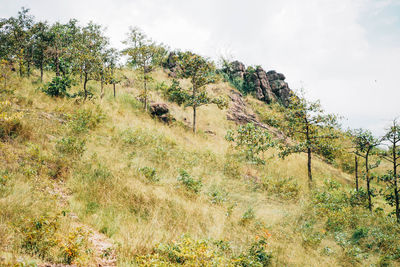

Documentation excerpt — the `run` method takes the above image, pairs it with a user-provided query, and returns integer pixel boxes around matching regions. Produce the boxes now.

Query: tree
[99,48,120,99]
[380,119,400,222]
[0,7,34,77]
[352,128,380,211]
[31,21,50,82]
[175,51,226,133]
[279,95,339,185]
[47,20,80,77]
[225,123,274,164]
[122,27,166,110]
[74,22,108,100]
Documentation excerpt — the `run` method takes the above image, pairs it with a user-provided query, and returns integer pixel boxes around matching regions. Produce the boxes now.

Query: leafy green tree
[279,95,339,185]
[101,48,120,98]
[175,51,226,133]
[31,21,50,82]
[225,123,274,164]
[122,27,166,110]
[380,119,400,222]
[0,7,34,77]
[74,22,109,100]
[47,20,80,77]
[352,128,380,211]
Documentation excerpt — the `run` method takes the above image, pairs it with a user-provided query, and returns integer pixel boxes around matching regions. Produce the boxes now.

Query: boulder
[150,103,172,123]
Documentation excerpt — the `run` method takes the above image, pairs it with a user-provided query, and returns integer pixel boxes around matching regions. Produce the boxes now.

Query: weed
[177,169,202,194]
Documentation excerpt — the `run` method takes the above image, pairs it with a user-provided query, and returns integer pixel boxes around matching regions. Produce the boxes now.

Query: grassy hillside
[1,68,399,266]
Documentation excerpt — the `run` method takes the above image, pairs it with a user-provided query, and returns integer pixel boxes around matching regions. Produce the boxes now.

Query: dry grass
[0,68,393,266]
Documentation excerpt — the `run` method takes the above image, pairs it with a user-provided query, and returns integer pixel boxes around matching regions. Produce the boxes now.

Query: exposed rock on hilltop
[222,60,293,107]
[163,54,293,106]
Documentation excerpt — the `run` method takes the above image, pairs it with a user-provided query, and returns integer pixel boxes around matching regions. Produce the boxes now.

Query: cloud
[1,0,399,135]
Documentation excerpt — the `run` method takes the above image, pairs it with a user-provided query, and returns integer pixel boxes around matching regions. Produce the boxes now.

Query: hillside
[1,65,399,267]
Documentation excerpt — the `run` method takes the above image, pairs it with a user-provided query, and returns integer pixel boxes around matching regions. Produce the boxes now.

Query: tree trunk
[113,83,116,98]
[19,60,23,77]
[100,76,104,99]
[27,60,30,77]
[83,72,88,101]
[355,155,359,191]
[306,123,312,184]
[144,75,147,110]
[307,147,312,183]
[55,50,60,77]
[366,152,372,211]
[394,142,399,222]
[40,61,44,82]
[192,83,197,133]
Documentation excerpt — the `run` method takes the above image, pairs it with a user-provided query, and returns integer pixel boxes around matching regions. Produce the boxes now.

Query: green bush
[21,215,59,260]
[68,108,104,135]
[41,76,73,97]
[163,79,188,106]
[139,166,159,182]
[208,186,228,204]
[56,136,85,156]
[241,207,256,225]
[177,169,202,194]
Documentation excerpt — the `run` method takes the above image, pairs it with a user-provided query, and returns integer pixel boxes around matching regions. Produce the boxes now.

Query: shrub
[241,207,256,225]
[56,136,86,156]
[225,123,274,165]
[139,166,159,182]
[0,100,23,140]
[68,108,104,135]
[261,176,299,200]
[208,186,228,204]
[177,169,202,193]
[135,234,272,266]
[60,228,90,264]
[21,215,59,260]
[41,76,73,97]
[163,79,188,106]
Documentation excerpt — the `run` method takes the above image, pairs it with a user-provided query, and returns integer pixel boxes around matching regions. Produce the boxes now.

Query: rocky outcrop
[150,103,172,123]
[227,61,293,106]
[227,89,285,139]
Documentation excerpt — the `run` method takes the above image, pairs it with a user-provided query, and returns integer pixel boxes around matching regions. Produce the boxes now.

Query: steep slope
[0,69,397,266]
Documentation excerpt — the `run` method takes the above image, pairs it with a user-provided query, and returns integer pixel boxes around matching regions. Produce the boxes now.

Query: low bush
[56,136,86,156]
[139,166,159,182]
[177,169,202,194]
[0,100,23,140]
[240,207,256,225]
[135,233,272,266]
[41,76,73,97]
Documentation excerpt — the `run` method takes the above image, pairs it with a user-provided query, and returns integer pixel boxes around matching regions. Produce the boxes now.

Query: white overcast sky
[2,0,400,135]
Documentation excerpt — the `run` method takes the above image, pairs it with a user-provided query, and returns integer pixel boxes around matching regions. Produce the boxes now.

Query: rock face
[227,90,285,139]
[150,103,172,123]
[229,61,293,106]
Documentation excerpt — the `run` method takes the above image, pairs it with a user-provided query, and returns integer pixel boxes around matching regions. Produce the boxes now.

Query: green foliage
[21,214,59,260]
[68,108,104,135]
[122,27,167,109]
[139,166,159,182]
[241,207,256,225]
[41,76,73,97]
[135,234,272,266]
[208,186,228,204]
[163,79,188,106]
[56,136,85,156]
[177,169,202,194]
[226,123,274,164]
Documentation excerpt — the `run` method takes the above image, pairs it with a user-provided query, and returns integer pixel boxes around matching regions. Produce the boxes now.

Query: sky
[1,0,400,136]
